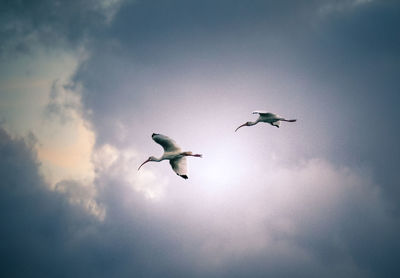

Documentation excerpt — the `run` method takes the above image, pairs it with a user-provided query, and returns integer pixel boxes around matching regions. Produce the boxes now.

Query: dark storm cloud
[0,0,125,56]
[0,128,92,277]
[0,128,197,277]
[2,0,400,277]
[290,1,400,204]
[2,128,399,277]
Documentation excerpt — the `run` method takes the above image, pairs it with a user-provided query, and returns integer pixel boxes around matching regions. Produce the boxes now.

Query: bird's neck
[154,157,164,162]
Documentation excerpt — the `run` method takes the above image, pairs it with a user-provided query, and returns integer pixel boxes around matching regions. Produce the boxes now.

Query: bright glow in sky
[0,49,95,187]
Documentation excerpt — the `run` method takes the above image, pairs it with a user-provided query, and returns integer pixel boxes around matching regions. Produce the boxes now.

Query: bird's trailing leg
[181,151,202,158]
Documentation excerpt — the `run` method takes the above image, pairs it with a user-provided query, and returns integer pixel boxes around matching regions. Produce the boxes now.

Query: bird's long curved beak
[138,158,151,171]
[235,123,247,132]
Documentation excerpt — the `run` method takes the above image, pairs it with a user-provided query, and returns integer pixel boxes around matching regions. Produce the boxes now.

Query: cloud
[93,143,169,200]
[258,159,400,276]
[2,1,400,277]
[54,179,105,220]
[0,127,96,277]
[169,158,399,275]
[0,0,127,56]
[1,126,399,277]
[318,0,374,15]
[64,0,400,258]
[45,79,83,124]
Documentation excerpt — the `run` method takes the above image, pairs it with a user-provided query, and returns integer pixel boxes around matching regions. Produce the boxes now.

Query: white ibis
[235,111,297,131]
[138,133,202,179]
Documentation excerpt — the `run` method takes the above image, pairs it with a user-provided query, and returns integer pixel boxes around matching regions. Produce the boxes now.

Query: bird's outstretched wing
[170,157,188,179]
[152,133,181,152]
[252,111,277,118]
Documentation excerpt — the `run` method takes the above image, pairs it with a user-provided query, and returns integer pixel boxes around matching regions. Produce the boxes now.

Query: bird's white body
[235,111,297,131]
[138,133,202,179]
[254,111,284,127]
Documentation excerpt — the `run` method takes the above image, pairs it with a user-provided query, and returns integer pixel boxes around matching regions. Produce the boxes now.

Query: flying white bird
[235,111,297,131]
[138,133,202,179]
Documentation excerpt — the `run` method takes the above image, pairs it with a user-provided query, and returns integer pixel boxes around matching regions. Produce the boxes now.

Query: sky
[1,0,400,277]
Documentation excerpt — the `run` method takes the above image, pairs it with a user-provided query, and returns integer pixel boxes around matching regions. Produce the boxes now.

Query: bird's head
[138,156,157,170]
[235,122,251,132]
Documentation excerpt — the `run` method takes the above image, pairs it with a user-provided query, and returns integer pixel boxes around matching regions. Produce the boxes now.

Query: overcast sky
[1,0,400,277]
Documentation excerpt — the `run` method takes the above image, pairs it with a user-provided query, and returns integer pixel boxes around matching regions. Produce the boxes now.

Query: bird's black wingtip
[179,174,188,180]
[152,133,159,137]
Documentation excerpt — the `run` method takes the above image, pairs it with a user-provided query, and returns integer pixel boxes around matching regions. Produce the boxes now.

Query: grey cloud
[0,127,192,277]
[2,0,400,277]
[44,80,81,124]
[0,128,93,277]
[0,122,399,278]
[0,0,127,57]
[71,0,400,204]
[70,0,322,145]
[0,127,217,277]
